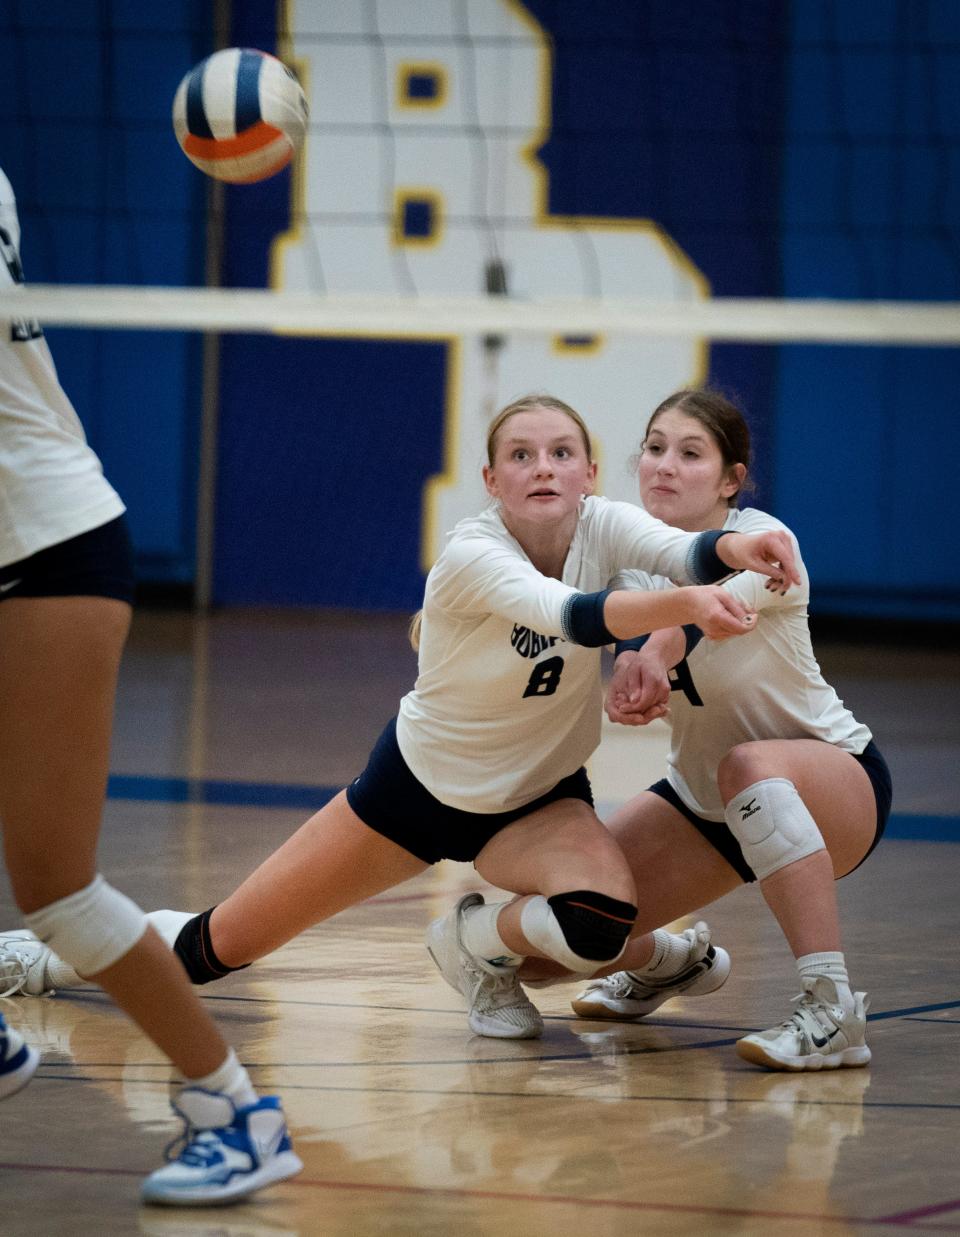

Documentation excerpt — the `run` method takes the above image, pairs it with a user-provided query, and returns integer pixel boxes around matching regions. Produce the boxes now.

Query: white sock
[628,929,689,979]
[798,951,854,1013]
[46,954,85,989]
[460,901,523,968]
[183,1047,257,1109]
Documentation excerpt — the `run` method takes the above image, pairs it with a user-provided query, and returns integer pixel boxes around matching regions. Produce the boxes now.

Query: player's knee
[23,875,148,978]
[716,741,770,800]
[548,818,637,905]
[724,778,825,882]
[520,890,638,974]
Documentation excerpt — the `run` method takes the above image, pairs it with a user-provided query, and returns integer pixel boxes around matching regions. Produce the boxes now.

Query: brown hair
[641,387,752,507]
[486,393,593,467]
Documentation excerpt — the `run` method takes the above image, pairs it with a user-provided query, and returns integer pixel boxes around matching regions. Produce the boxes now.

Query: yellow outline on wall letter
[396,62,449,110]
[552,334,604,356]
[509,0,711,360]
[267,0,711,585]
[392,188,446,248]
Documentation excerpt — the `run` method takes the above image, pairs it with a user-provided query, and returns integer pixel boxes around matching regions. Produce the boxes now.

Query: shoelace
[163,1122,225,1167]
[465,959,529,1012]
[606,972,643,999]
[0,941,34,998]
[595,929,708,1000]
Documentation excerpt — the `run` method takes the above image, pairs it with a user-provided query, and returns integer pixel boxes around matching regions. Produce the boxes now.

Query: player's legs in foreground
[717,739,876,1070]
[0,597,301,1204]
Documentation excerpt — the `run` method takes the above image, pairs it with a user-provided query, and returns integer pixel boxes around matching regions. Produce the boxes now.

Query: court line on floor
[43,987,960,1051]
[105,775,960,841]
[26,1069,960,1114]
[877,1199,960,1225]
[1,1159,957,1231]
[41,986,757,1032]
[175,990,960,1023]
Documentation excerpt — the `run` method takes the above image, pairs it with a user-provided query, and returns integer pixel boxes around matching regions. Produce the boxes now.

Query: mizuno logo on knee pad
[725,778,825,882]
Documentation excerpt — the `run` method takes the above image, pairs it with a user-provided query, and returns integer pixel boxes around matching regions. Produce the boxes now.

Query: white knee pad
[724,778,825,881]
[519,893,634,975]
[24,875,148,979]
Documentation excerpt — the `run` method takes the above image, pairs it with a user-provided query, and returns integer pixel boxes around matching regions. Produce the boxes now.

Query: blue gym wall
[0,0,211,584]
[1,1,957,619]
[774,0,960,620]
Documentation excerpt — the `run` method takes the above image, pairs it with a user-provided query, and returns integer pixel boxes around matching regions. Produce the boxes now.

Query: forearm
[632,626,687,667]
[615,625,687,662]
[603,588,702,640]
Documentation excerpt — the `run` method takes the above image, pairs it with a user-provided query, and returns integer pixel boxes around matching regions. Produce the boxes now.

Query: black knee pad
[173,908,249,985]
[547,890,637,962]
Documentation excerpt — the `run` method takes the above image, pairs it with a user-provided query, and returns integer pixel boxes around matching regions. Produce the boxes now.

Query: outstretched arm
[601,584,756,643]
[715,529,801,591]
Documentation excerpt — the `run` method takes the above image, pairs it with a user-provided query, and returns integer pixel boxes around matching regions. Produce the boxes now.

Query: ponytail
[408,610,423,651]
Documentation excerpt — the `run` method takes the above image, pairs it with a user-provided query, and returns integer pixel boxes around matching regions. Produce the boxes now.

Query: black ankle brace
[172,908,250,985]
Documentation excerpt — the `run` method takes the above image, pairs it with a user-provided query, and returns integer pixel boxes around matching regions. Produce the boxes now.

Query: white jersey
[397,494,714,813]
[0,170,124,568]
[613,507,872,821]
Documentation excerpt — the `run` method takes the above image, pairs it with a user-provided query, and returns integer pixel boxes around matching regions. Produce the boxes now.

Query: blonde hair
[409,394,593,651]
[486,393,593,466]
[408,610,423,651]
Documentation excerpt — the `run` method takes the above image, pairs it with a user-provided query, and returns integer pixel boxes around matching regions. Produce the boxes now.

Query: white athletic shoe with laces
[0,931,53,996]
[426,893,544,1039]
[736,976,871,1071]
[571,921,731,1020]
[141,1087,303,1206]
[0,911,195,998]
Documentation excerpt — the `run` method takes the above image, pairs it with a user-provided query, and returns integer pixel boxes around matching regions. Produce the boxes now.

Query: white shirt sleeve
[427,529,576,636]
[588,498,719,585]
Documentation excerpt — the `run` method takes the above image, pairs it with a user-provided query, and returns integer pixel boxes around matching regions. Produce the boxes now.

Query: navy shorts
[0,515,135,605]
[649,739,892,883]
[346,716,595,864]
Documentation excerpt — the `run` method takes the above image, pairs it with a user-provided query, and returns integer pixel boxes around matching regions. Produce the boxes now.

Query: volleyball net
[1,285,957,344]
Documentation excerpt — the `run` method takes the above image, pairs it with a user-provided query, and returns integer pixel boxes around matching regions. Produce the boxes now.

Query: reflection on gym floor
[2,610,958,1236]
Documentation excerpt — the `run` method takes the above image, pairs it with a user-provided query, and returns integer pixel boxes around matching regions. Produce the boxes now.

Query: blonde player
[0,169,301,1204]
[2,394,799,1041]
[566,388,891,1071]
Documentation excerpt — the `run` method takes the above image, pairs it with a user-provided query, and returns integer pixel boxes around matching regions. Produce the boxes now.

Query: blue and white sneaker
[0,1011,40,1099]
[142,1088,303,1206]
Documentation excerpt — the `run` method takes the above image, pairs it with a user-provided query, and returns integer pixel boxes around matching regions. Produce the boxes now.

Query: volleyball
[172,47,308,183]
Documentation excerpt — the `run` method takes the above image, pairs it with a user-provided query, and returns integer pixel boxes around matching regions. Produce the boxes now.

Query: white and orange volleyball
[173,47,308,183]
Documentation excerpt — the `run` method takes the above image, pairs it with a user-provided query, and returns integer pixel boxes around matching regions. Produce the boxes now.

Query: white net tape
[0,286,957,344]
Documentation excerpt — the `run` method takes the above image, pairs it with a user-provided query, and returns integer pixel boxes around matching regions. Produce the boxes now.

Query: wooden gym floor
[1,609,958,1236]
